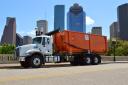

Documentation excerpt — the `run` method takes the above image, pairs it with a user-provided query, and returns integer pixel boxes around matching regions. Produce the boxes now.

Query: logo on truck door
[85,35,89,40]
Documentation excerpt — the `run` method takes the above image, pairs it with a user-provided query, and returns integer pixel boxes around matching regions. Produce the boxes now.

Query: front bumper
[19,57,25,61]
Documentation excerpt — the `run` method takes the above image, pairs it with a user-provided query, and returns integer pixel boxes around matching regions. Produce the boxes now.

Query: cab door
[45,37,52,55]
[39,37,47,54]
[39,37,52,55]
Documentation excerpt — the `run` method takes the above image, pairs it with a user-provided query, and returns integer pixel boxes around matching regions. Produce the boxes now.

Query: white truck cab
[17,35,52,57]
[16,35,60,68]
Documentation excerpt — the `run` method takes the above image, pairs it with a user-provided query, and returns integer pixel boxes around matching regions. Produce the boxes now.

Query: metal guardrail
[0,54,18,64]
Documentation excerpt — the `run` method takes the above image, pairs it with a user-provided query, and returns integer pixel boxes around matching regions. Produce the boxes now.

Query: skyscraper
[91,27,102,35]
[67,3,86,33]
[54,5,65,31]
[23,36,32,45]
[1,17,16,44]
[117,3,128,40]
[110,22,119,40]
[16,33,23,47]
[36,20,48,36]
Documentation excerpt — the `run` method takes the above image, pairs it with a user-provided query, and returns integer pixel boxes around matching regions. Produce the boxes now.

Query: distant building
[23,36,32,45]
[16,33,23,47]
[1,17,16,44]
[36,20,48,36]
[117,3,128,40]
[110,22,119,40]
[54,5,65,31]
[67,3,86,33]
[91,27,102,35]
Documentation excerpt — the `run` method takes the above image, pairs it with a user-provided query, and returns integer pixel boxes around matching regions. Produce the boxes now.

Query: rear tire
[30,54,43,68]
[91,54,101,65]
[80,55,92,65]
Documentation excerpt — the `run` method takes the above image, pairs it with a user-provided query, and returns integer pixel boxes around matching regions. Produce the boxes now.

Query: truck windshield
[33,37,42,44]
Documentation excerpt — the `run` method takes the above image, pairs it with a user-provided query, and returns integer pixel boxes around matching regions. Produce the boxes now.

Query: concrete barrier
[0,55,128,64]
[102,56,128,61]
[0,54,18,64]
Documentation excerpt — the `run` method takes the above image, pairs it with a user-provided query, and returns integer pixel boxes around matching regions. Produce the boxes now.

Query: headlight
[25,53,31,56]
[33,45,38,48]
[16,47,20,57]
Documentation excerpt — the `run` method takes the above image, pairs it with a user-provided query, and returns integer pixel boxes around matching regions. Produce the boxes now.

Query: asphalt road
[0,62,128,85]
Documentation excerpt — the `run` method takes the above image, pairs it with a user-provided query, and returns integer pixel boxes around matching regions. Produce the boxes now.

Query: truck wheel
[91,55,101,65]
[83,56,91,65]
[20,57,30,68]
[20,61,30,68]
[30,54,43,68]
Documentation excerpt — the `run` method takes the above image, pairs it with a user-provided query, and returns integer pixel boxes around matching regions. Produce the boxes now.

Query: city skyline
[91,27,102,35]
[110,22,119,40]
[117,3,128,40]
[36,20,48,35]
[0,0,128,39]
[67,3,86,33]
[54,5,65,31]
[1,17,16,44]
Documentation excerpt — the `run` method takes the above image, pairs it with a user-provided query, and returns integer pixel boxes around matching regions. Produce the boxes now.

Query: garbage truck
[15,30,107,68]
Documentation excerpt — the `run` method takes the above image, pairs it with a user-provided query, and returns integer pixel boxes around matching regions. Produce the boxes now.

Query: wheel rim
[86,57,91,64]
[33,58,41,66]
[94,57,98,64]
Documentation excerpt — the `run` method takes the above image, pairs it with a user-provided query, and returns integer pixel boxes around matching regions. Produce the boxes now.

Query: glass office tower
[54,5,65,31]
[67,3,86,33]
[117,3,128,40]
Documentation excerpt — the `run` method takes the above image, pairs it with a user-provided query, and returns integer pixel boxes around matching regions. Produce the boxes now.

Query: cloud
[86,16,95,26]
[17,30,35,38]
[27,30,35,38]
[17,31,25,36]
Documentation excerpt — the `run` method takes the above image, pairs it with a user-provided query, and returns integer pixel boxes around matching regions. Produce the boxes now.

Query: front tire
[20,57,30,68]
[30,54,43,68]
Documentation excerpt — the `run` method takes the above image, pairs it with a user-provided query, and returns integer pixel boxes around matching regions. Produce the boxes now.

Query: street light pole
[113,42,116,62]
[112,38,116,62]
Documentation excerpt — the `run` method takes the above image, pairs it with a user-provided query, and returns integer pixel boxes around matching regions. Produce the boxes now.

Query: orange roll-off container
[53,30,107,55]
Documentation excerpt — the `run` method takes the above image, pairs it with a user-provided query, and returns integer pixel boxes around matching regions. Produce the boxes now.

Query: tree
[107,40,128,56]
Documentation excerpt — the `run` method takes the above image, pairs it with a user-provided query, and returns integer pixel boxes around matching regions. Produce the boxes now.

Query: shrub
[0,44,16,54]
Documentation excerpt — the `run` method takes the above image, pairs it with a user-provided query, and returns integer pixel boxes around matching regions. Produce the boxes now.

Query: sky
[0,0,128,39]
